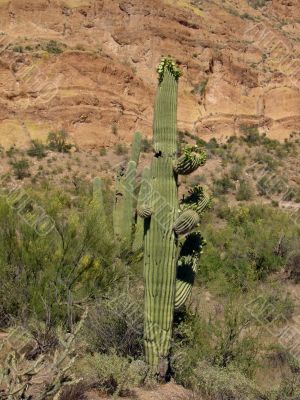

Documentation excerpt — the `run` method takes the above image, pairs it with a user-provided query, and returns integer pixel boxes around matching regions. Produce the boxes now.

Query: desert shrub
[254,150,279,171]
[246,287,294,325]
[180,361,262,399]
[76,352,145,396]
[45,40,64,54]
[114,143,128,156]
[240,125,261,145]
[248,0,268,8]
[199,204,296,288]
[206,137,219,151]
[192,79,208,95]
[6,145,19,158]
[236,179,254,201]
[27,140,47,159]
[230,164,244,181]
[172,298,262,397]
[141,137,152,153]
[213,175,235,195]
[83,290,144,358]
[111,123,118,135]
[99,148,107,156]
[47,130,72,153]
[59,383,87,400]
[285,250,300,283]
[268,374,300,399]
[12,159,30,179]
[241,12,256,21]
[0,187,119,327]
[12,45,23,53]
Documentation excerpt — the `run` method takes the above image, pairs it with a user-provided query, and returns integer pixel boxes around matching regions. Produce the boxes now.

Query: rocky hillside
[0,0,299,149]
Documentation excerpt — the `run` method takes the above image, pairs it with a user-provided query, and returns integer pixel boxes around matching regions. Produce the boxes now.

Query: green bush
[240,125,261,145]
[0,187,119,327]
[12,159,30,179]
[114,143,128,156]
[99,148,107,156]
[27,140,47,159]
[199,204,295,288]
[230,164,244,181]
[213,175,235,195]
[248,0,268,8]
[45,40,64,54]
[236,179,254,201]
[76,352,145,396]
[47,130,72,153]
[172,297,262,397]
[254,150,279,171]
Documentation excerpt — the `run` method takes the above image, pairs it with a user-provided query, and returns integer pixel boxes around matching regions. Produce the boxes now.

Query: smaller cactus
[174,146,206,175]
[173,209,200,235]
[114,160,137,247]
[132,166,151,252]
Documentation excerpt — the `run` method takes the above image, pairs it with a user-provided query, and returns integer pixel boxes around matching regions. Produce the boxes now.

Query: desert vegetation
[0,59,299,400]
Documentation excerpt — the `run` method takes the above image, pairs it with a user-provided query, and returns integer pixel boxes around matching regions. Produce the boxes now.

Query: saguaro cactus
[93,58,210,379]
[142,58,210,378]
[113,132,141,248]
[143,58,180,378]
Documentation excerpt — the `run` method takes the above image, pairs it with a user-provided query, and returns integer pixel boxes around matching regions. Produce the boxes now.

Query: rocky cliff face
[0,0,299,148]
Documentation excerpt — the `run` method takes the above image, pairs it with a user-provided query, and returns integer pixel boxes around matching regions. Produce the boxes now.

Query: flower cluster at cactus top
[156,57,182,83]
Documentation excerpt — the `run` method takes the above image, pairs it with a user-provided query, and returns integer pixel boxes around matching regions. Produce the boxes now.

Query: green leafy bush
[45,40,64,54]
[240,125,261,145]
[12,159,30,179]
[76,352,145,396]
[213,175,235,195]
[47,130,72,153]
[0,187,119,327]
[27,140,47,159]
[236,179,254,201]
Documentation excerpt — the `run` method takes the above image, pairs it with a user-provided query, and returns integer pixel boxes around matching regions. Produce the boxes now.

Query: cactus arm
[174,146,206,175]
[113,161,137,248]
[173,209,200,235]
[131,131,142,164]
[132,166,151,252]
[175,260,197,309]
[137,205,153,219]
[175,232,206,309]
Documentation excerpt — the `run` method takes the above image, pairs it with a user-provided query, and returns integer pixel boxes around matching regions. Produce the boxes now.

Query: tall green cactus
[143,59,180,377]
[142,57,210,378]
[93,58,210,380]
